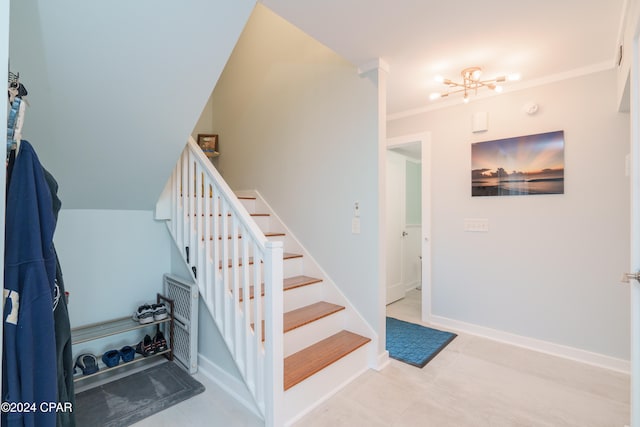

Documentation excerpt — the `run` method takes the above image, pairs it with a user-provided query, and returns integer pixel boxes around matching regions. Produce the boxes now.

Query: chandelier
[430,66,520,103]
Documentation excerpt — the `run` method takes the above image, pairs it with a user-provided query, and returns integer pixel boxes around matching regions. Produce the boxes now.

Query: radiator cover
[163,274,199,374]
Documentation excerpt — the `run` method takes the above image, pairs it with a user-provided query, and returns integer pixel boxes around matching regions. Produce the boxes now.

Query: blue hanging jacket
[3,140,57,427]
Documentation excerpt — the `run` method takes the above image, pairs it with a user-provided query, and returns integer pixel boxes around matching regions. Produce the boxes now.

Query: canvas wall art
[471,130,565,197]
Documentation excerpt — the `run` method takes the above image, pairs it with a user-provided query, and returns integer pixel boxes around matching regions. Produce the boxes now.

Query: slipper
[120,345,136,363]
[101,350,120,368]
[74,353,99,375]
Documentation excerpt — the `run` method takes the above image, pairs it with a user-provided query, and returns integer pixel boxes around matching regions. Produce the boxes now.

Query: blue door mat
[386,317,457,368]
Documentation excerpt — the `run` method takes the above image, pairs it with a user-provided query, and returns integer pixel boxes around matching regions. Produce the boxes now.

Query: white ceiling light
[429,66,519,102]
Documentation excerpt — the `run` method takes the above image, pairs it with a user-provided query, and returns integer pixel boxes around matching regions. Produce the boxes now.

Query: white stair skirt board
[283,344,370,426]
[430,315,630,374]
[197,353,263,420]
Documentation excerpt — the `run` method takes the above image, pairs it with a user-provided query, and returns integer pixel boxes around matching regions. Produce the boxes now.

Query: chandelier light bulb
[434,75,445,83]
[508,73,521,81]
[429,92,442,100]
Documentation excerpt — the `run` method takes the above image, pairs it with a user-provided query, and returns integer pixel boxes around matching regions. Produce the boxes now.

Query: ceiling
[260,0,625,117]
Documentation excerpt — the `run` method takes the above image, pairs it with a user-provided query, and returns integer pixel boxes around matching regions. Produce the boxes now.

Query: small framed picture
[197,134,219,157]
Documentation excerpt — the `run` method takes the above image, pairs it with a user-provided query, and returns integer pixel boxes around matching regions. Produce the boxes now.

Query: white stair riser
[238,198,256,213]
[210,215,271,234]
[283,343,370,424]
[249,215,270,231]
[284,311,345,357]
[283,257,303,277]
[214,240,258,259]
[283,283,323,312]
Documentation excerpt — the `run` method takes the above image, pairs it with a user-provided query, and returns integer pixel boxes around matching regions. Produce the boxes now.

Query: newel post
[264,240,284,427]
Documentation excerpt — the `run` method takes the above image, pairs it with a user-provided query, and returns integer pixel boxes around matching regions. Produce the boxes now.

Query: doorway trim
[386,132,432,322]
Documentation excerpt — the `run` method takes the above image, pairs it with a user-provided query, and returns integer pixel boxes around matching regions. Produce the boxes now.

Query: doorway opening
[385,133,431,323]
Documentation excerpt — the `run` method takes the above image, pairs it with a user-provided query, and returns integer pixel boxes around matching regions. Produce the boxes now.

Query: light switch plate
[352,217,361,234]
[464,218,489,232]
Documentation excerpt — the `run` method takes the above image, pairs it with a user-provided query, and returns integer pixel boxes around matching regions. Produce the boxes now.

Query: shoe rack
[71,293,175,383]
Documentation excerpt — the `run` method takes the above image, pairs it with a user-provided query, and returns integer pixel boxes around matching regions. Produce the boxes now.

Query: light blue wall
[55,209,171,328]
[8,0,255,210]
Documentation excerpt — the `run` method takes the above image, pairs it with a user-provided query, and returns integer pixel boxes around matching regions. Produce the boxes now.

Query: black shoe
[153,331,168,353]
[135,334,154,357]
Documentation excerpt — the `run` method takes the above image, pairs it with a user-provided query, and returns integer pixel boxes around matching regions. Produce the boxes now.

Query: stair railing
[159,137,283,426]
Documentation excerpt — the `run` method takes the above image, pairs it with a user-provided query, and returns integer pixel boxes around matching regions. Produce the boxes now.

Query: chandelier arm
[441,87,468,96]
[432,67,514,101]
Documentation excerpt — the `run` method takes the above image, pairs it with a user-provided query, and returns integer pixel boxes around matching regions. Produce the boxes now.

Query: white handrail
[163,138,283,426]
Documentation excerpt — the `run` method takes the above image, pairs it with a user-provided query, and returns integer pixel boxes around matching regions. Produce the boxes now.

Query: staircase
[156,138,375,426]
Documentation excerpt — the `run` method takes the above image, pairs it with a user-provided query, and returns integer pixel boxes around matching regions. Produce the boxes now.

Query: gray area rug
[75,361,205,427]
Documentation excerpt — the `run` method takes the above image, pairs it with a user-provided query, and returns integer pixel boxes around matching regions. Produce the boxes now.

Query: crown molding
[388,60,615,121]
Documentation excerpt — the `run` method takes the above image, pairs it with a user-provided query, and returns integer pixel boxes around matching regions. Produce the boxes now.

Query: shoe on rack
[135,334,154,357]
[120,345,135,363]
[153,331,168,353]
[152,303,168,321]
[74,353,99,375]
[132,304,154,324]
[101,350,120,368]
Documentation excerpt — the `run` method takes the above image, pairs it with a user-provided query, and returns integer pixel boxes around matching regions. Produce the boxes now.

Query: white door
[386,150,406,304]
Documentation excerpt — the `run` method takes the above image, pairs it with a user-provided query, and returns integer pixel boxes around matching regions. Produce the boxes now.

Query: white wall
[191,91,215,141]
[209,5,381,327]
[388,69,631,359]
[8,0,255,210]
[55,210,171,328]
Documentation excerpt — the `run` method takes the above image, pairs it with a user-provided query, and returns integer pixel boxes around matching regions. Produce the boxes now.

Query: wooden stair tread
[284,331,371,391]
[237,196,256,200]
[238,275,323,301]
[284,302,344,333]
[238,284,264,302]
[251,301,345,341]
[283,275,322,291]
[196,212,268,217]
[202,231,283,241]
[220,253,302,269]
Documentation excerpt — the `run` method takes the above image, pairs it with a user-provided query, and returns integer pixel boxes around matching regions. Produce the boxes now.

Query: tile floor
[133,289,631,426]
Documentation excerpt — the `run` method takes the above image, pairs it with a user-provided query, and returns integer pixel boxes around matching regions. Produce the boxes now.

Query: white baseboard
[374,350,390,371]
[197,353,263,419]
[430,315,631,374]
